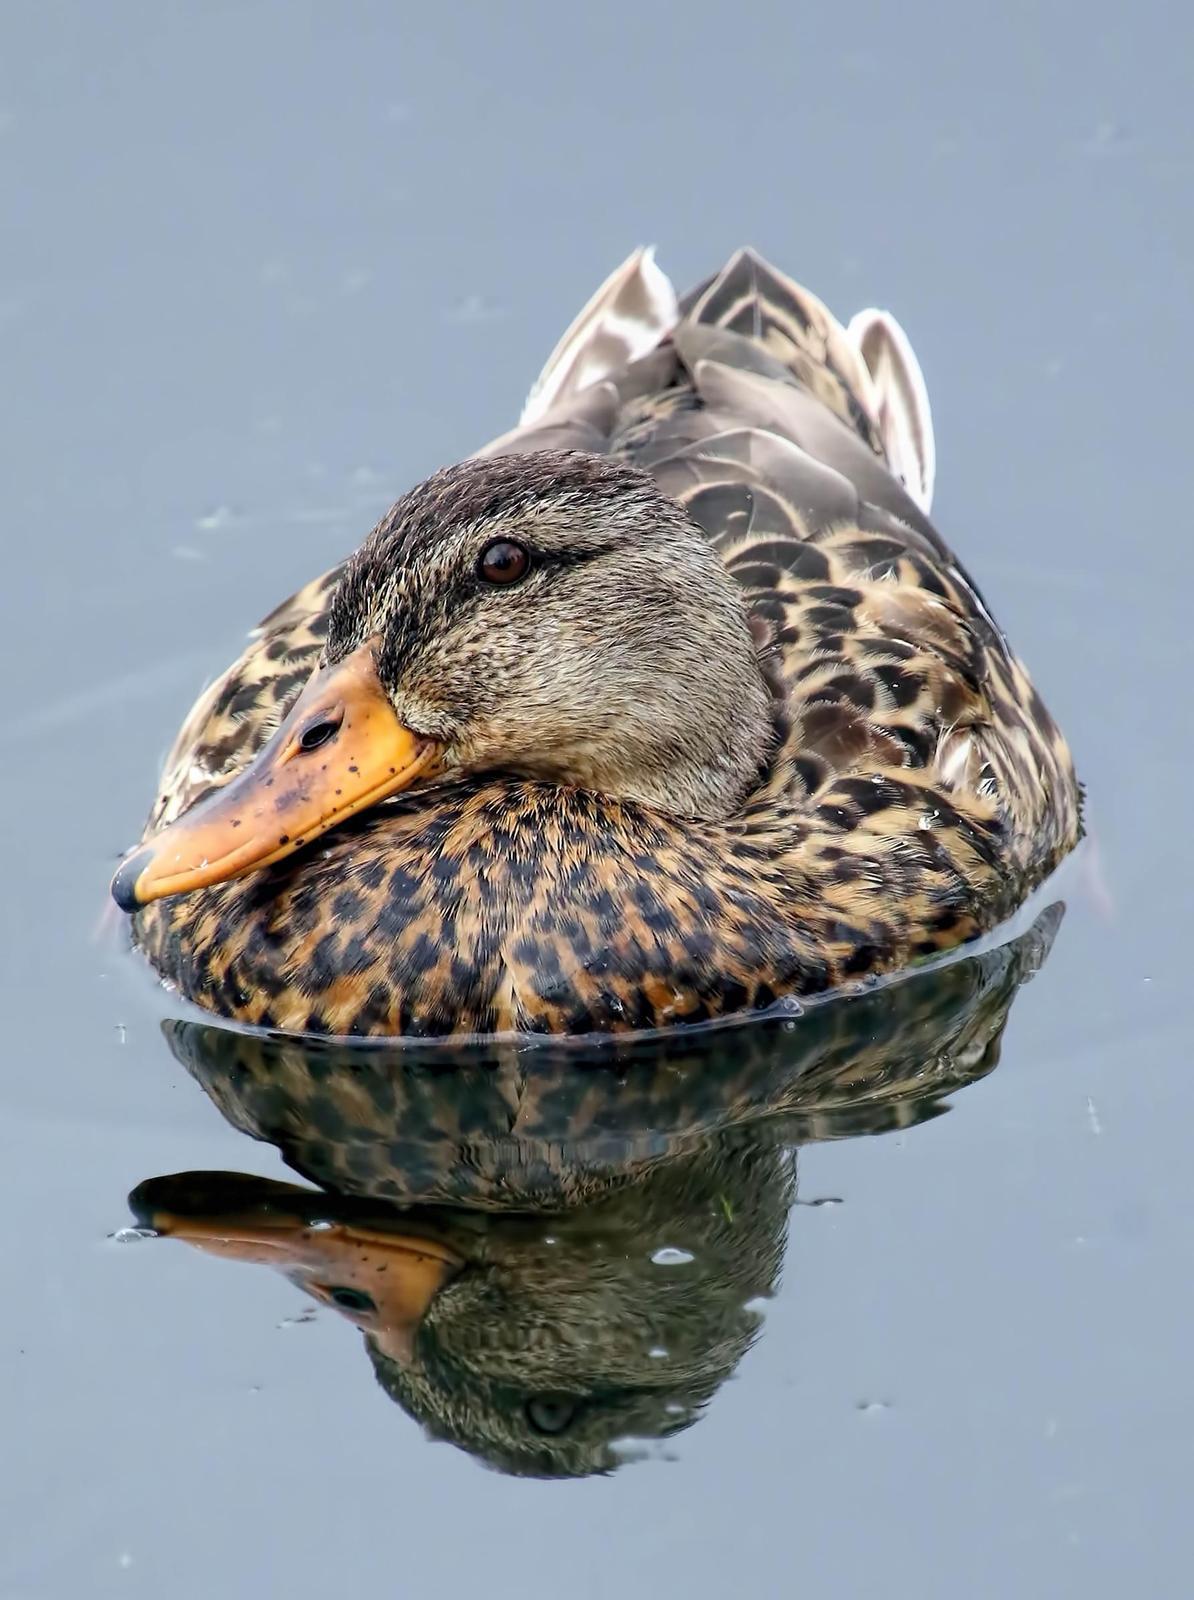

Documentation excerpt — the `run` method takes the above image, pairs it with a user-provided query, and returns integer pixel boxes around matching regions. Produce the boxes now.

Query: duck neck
[524,646,776,823]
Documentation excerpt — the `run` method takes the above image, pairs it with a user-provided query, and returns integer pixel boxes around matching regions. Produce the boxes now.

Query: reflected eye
[326,1286,377,1314]
[525,1394,578,1435]
[298,712,342,752]
[477,539,531,586]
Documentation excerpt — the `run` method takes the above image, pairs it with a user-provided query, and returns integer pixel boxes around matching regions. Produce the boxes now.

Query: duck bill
[143,1197,461,1362]
[111,640,442,910]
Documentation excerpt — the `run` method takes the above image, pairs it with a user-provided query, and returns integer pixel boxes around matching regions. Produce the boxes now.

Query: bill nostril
[298,714,342,753]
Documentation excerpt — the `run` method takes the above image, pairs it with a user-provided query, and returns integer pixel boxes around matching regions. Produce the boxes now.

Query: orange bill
[112,639,441,910]
[142,1190,462,1364]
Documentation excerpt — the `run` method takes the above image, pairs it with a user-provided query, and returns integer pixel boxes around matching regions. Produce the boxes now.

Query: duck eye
[524,1394,578,1435]
[477,539,531,586]
[298,713,342,752]
[326,1286,377,1314]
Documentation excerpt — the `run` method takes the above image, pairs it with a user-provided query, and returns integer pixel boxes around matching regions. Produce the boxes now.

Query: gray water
[2,4,1192,1596]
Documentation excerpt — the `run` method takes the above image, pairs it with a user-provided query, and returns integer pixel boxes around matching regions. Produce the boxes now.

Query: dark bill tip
[111,845,153,913]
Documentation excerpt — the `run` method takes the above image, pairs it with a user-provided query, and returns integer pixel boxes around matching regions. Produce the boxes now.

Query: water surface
[2,4,1191,1597]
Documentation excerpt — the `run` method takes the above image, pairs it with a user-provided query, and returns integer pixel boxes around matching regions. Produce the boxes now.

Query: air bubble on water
[651,1246,694,1266]
[108,1226,158,1244]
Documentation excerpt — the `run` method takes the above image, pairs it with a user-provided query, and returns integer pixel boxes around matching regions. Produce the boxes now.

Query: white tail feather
[521,247,679,426]
[846,309,936,513]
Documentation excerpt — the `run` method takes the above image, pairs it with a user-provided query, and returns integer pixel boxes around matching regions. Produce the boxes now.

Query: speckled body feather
[132,249,1080,1035]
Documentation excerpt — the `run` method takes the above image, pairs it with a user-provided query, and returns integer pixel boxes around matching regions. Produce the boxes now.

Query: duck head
[112,451,773,909]
[130,1138,790,1480]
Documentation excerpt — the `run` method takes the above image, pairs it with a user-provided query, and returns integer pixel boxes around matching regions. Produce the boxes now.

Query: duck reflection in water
[130,907,1060,1478]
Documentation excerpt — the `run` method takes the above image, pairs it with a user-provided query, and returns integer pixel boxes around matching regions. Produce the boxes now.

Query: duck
[129,910,1060,1477]
[113,247,1081,1037]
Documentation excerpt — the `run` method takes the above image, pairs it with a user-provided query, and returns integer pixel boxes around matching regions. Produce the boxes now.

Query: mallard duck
[113,248,1080,1036]
[129,912,1059,1476]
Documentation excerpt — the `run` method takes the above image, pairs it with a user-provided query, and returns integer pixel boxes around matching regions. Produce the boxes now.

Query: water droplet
[277,1306,318,1329]
[651,1247,694,1266]
[856,1399,890,1414]
[648,1346,669,1359]
[608,1437,651,1464]
[108,1226,158,1245]
[195,504,234,532]
[443,292,505,325]
[306,1220,334,1233]
[114,1023,127,1044]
